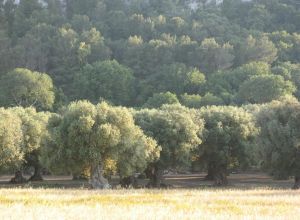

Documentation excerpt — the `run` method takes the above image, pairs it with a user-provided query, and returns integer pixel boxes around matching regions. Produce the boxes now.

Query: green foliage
[1,0,300,186]
[199,93,224,107]
[231,62,271,85]
[12,0,43,38]
[0,0,298,109]
[0,106,50,173]
[237,75,296,104]
[180,93,223,109]
[222,0,300,33]
[234,35,278,66]
[191,38,234,74]
[256,97,300,180]
[134,104,203,172]
[11,107,50,154]
[11,107,51,179]
[207,62,272,104]
[143,92,179,108]
[155,63,206,95]
[0,68,55,110]
[48,26,110,94]
[43,101,160,178]
[269,32,300,63]
[180,94,202,109]
[73,60,135,106]
[0,108,23,170]
[197,106,258,184]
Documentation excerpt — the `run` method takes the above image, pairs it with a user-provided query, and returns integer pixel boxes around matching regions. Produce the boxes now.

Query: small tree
[0,68,55,110]
[151,63,206,95]
[237,75,295,104]
[180,93,202,108]
[10,107,51,182]
[180,93,223,109]
[42,101,159,189]
[143,92,179,108]
[198,106,258,186]
[235,35,278,66]
[193,38,234,74]
[134,104,203,187]
[256,96,300,189]
[0,107,50,183]
[73,60,135,106]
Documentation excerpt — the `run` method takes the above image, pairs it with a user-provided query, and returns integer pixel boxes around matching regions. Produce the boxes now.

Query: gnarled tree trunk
[293,176,300,190]
[26,150,43,181]
[120,176,138,188]
[89,163,110,189]
[10,170,27,184]
[204,163,215,181]
[146,163,164,188]
[28,164,43,181]
[213,167,228,186]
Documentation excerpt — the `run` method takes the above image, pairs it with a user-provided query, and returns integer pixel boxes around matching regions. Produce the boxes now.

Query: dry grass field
[0,173,299,220]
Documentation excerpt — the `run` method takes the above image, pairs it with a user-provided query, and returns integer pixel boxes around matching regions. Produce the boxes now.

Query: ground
[0,173,299,219]
[0,173,295,188]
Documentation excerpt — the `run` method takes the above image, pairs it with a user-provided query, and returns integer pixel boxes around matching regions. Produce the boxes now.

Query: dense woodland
[0,0,300,189]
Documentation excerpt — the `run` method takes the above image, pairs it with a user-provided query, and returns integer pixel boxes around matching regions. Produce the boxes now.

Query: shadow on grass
[0,173,295,190]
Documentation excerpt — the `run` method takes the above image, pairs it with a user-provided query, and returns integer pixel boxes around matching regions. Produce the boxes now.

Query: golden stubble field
[0,188,300,220]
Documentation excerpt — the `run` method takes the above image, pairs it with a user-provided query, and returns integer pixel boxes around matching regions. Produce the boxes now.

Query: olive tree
[10,107,51,182]
[134,104,203,187]
[0,68,55,110]
[198,106,258,186]
[256,96,300,189]
[0,107,50,183]
[42,101,159,189]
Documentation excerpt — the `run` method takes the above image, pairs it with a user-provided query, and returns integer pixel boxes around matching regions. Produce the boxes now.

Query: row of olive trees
[1,96,300,189]
[0,68,298,188]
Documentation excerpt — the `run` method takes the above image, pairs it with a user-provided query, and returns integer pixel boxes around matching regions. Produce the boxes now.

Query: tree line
[0,93,300,189]
[0,0,300,189]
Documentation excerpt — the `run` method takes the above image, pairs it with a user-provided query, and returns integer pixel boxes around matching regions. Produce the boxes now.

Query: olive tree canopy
[0,68,55,110]
[197,106,258,185]
[42,101,160,189]
[256,96,300,189]
[10,107,51,182]
[134,104,203,187]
